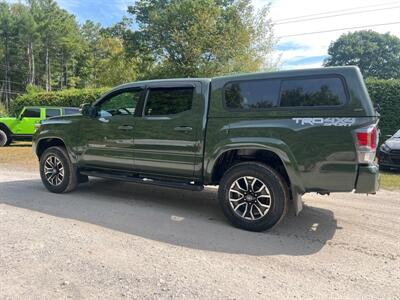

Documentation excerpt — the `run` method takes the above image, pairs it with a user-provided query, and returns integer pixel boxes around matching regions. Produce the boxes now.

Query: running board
[80,170,204,191]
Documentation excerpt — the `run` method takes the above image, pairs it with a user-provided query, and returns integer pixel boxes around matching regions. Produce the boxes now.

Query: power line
[274,5,400,25]
[277,21,400,38]
[273,1,399,23]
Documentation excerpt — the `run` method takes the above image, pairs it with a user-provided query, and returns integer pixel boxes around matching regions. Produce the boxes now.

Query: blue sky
[265,0,400,69]
[7,0,400,69]
[56,0,133,26]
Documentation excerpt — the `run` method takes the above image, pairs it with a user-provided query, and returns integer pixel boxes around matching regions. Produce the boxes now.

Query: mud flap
[292,192,303,216]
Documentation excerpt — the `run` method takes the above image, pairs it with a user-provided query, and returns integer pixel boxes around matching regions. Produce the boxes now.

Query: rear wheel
[0,129,9,147]
[218,162,288,232]
[39,146,78,193]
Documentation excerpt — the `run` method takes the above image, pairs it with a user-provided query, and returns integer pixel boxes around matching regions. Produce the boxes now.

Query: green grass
[380,171,400,190]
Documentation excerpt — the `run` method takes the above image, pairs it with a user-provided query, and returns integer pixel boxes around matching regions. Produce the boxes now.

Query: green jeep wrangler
[33,67,380,231]
[0,106,80,147]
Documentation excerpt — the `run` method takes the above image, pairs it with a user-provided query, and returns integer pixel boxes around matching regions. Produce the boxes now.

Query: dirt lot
[1,145,400,299]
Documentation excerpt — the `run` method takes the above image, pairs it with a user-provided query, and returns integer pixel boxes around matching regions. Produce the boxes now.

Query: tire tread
[40,146,78,193]
[218,161,289,231]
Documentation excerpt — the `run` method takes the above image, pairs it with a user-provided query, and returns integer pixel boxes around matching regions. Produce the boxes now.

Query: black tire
[0,129,9,147]
[5,137,12,146]
[39,146,78,193]
[218,162,289,232]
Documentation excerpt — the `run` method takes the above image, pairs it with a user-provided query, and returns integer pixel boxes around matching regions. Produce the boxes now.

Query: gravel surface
[0,168,399,299]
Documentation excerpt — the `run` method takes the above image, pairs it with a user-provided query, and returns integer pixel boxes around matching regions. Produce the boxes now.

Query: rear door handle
[118,125,133,130]
[174,126,193,132]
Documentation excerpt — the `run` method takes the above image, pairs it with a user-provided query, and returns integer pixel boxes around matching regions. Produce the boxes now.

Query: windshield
[393,130,400,138]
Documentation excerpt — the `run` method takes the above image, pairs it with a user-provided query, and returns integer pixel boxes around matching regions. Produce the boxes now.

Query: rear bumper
[355,164,379,194]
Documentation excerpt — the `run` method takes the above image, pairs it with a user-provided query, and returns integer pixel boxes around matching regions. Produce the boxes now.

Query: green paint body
[33,67,380,194]
[0,106,78,139]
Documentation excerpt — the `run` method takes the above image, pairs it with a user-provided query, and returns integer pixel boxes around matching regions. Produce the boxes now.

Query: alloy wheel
[44,155,65,186]
[228,176,272,220]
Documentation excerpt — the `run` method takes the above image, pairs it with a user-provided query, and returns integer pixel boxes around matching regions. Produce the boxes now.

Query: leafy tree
[0,1,15,109]
[0,0,277,110]
[324,30,400,79]
[9,3,38,87]
[128,0,276,78]
[93,37,138,87]
[79,20,102,86]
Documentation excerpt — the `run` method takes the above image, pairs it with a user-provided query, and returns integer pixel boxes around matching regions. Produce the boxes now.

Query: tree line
[0,0,276,110]
[324,30,400,79]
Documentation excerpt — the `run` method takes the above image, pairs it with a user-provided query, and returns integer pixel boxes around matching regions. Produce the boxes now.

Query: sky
[8,0,400,70]
[261,0,400,69]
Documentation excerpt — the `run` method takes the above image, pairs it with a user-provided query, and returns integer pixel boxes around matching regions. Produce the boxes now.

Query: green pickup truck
[0,106,80,146]
[33,66,380,231]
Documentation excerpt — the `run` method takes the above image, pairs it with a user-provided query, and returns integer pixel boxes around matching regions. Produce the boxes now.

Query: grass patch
[380,171,400,190]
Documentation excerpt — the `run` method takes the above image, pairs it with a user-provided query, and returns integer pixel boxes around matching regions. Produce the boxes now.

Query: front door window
[98,90,143,118]
[22,108,40,118]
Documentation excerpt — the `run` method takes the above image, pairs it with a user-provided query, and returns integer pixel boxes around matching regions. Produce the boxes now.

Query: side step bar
[80,170,204,191]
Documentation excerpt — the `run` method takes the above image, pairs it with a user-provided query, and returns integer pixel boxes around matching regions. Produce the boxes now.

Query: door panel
[133,83,203,179]
[15,108,41,134]
[79,88,143,171]
[79,115,135,170]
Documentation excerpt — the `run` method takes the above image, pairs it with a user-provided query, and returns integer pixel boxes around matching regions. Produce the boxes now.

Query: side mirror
[80,103,96,117]
[386,135,392,138]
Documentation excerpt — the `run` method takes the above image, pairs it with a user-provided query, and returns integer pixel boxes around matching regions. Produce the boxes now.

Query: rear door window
[63,108,80,115]
[224,79,280,110]
[279,77,346,107]
[46,108,61,118]
[144,87,194,116]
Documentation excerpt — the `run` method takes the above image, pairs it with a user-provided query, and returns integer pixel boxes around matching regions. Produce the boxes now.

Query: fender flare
[34,136,76,163]
[204,139,305,194]
[0,123,12,136]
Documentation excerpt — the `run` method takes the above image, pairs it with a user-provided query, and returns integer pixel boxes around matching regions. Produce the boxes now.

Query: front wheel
[39,146,78,193]
[218,162,289,232]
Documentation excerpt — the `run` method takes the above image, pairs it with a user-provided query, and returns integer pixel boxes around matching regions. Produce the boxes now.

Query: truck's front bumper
[355,164,380,194]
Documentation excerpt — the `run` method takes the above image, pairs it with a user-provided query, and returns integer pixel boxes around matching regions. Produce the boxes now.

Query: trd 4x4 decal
[292,118,356,127]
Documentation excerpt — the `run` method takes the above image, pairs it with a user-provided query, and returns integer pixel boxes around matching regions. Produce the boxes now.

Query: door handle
[174,126,193,132]
[118,125,133,130]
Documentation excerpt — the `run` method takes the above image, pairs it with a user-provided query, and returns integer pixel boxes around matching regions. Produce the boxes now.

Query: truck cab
[33,67,379,231]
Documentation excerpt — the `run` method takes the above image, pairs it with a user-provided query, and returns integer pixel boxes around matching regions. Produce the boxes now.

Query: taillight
[371,128,376,149]
[354,125,378,164]
[356,132,369,147]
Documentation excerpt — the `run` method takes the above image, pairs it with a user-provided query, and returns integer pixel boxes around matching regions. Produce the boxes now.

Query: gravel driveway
[0,168,399,299]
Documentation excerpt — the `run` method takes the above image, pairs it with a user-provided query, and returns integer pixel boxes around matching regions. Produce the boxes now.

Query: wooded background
[0,0,275,110]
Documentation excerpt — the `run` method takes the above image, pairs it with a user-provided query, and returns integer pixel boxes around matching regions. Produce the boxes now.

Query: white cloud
[252,0,400,69]
[114,0,134,12]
